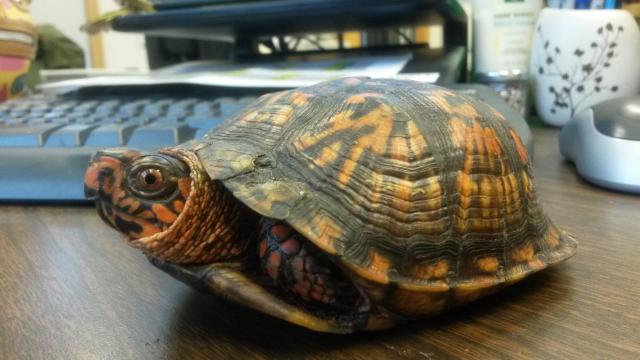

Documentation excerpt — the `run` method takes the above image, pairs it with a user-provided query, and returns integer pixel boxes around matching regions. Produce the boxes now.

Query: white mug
[529,9,640,127]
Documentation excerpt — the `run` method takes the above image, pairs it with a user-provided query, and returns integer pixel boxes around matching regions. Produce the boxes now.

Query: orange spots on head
[139,210,155,219]
[477,257,499,273]
[510,129,529,164]
[410,259,449,280]
[119,196,140,213]
[83,165,103,190]
[173,200,185,213]
[345,92,385,104]
[116,210,163,239]
[512,243,535,263]
[152,203,178,224]
[178,178,191,198]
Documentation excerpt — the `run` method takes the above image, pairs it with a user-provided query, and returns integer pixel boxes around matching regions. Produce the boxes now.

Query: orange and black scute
[194,77,576,323]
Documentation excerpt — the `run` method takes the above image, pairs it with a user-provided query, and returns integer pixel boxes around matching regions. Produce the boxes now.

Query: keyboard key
[184,115,225,129]
[0,123,63,146]
[45,124,98,147]
[218,98,250,117]
[85,123,139,147]
[193,101,220,115]
[127,123,195,147]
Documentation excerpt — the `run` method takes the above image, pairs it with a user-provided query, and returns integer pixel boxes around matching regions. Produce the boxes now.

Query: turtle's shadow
[161,267,575,359]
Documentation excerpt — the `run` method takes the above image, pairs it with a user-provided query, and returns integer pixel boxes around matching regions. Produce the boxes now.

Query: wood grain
[1,127,639,359]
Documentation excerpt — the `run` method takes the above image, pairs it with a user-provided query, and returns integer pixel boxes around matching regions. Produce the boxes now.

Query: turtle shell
[184,77,576,313]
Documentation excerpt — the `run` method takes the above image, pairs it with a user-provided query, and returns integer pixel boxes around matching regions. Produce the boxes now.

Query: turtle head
[84,148,192,239]
[84,147,259,264]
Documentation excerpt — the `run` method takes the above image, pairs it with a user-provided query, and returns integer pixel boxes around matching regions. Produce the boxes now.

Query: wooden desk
[1,127,639,359]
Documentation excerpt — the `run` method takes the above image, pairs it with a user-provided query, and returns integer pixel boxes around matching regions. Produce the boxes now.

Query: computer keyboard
[0,85,262,201]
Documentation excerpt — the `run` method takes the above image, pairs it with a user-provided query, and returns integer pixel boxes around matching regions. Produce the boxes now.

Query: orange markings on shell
[409,259,449,280]
[528,257,546,271]
[483,127,504,156]
[452,102,480,119]
[267,106,295,126]
[406,121,428,160]
[345,92,385,104]
[290,92,313,106]
[296,103,394,187]
[263,90,289,105]
[387,288,449,317]
[388,137,410,162]
[510,129,529,163]
[547,227,561,248]
[366,249,392,280]
[315,141,342,167]
[512,243,535,263]
[425,89,455,112]
[477,257,500,273]
[307,214,340,254]
[449,117,467,148]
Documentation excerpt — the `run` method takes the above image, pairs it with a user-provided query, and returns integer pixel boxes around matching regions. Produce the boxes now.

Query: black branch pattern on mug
[536,22,622,117]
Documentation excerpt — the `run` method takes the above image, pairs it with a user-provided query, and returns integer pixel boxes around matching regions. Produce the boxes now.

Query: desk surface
[1,127,639,359]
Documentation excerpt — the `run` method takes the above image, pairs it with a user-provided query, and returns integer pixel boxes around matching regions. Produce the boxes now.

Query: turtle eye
[126,155,185,199]
[137,168,165,192]
[128,165,176,199]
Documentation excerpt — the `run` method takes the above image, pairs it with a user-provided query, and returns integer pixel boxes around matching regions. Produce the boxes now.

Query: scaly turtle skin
[84,78,577,333]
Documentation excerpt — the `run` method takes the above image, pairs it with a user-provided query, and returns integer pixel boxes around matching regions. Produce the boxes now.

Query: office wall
[29,0,149,71]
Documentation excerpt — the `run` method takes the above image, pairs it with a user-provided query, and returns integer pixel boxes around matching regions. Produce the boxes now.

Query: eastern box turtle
[84,78,577,333]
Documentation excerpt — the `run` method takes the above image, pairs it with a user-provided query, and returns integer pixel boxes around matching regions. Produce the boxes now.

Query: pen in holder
[529,8,640,127]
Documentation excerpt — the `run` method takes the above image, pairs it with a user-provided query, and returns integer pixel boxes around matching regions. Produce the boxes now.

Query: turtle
[83,77,577,334]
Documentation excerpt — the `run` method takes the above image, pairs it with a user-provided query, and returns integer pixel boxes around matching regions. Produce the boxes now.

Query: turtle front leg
[257,219,361,309]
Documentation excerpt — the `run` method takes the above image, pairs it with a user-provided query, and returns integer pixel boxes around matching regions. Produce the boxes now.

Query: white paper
[40,54,414,94]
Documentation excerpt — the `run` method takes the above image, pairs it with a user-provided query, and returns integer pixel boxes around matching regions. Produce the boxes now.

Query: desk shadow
[161,266,575,359]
